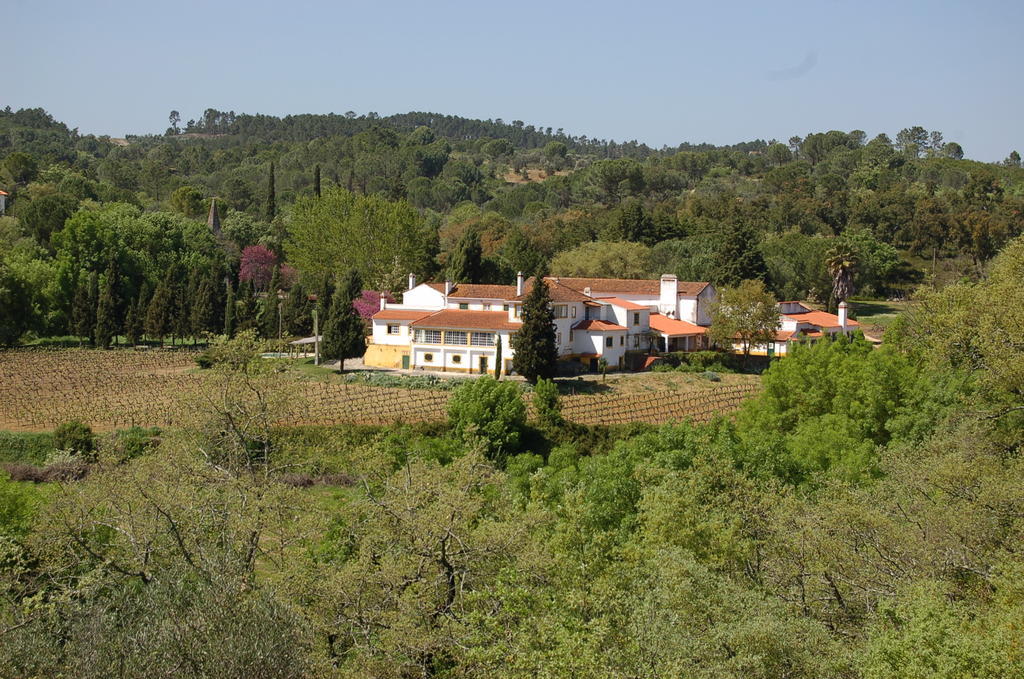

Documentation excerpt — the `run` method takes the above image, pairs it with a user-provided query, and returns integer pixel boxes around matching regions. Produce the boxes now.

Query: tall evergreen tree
[124,289,146,346]
[446,228,483,283]
[190,270,215,341]
[494,334,503,380]
[145,271,173,347]
[71,271,98,346]
[321,269,366,372]
[258,265,283,340]
[223,278,236,338]
[511,277,558,384]
[172,267,190,346]
[266,161,276,221]
[235,279,257,333]
[314,164,321,198]
[94,260,119,349]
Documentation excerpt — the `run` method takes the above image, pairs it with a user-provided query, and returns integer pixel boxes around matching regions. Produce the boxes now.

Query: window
[452,354,462,364]
[470,332,494,346]
[571,306,577,318]
[503,304,509,311]
[620,336,624,346]
[633,312,640,326]
[445,330,468,345]
[424,353,434,363]
[557,332,562,345]
[569,330,574,342]
[633,335,641,347]
[416,329,441,344]
[483,303,491,311]
[458,303,469,310]
[513,305,521,318]
[387,324,400,335]
[605,336,613,348]
[553,304,568,318]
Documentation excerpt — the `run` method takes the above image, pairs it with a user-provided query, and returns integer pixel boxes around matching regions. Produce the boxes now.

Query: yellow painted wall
[363,343,409,369]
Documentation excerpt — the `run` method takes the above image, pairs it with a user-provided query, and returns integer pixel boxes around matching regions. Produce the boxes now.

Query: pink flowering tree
[353,290,395,320]
[239,245,277,292]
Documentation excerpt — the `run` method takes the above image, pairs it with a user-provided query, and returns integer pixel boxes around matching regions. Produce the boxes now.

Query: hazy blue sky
[7,0,1022,161]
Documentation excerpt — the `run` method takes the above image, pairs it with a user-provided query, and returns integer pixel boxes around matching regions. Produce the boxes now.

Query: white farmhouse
[364,272,717,373]
[731,300,861,357]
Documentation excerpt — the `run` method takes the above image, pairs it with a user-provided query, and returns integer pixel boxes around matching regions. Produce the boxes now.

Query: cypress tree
[314,164,321,199]
[446,228,483,284]
[172,268,190,346]
[124,289,146,346]
[266,161,276,221]
[145,271,173,347]
[72,271,98,346]
[223,278,236,338]
[94,260,118,349]
[258,265,282,340]
[494,334,503,379]
[511,277,558,384]
[321,269,365,372]
[190,271,215,341]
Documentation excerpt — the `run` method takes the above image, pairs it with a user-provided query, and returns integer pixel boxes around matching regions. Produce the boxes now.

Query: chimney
[407,273,416,290]
[838,301,848,331]
[516,271,524,296]
[583,286,592,297]
[659,274,678,315]
[379,293,387,311]
[444,280,452,298]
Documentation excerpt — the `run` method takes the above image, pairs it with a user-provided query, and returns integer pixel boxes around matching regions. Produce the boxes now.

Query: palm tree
[826,249,857,312]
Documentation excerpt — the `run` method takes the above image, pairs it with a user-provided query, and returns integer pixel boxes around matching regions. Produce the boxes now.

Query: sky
[6,0,1023,161]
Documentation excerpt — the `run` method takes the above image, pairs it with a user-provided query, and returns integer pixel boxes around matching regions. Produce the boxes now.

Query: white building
[364,273,717,373]
[731,301,861,357]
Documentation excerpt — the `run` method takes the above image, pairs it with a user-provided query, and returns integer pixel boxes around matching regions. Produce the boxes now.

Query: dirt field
[0,349,761,432]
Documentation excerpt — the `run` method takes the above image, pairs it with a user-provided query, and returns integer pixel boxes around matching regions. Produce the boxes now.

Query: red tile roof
[372,309,434,321]
[426,282,517,299]
[783,310,860,329]
[555,277,710,297]
[572,319,627,331]
[595,297,649,310]
[649,313,707,336]
[410,309,520,331]
[514,277,593,302]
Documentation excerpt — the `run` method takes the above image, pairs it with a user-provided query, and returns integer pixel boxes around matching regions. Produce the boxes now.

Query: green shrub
[103,427,161,463]
[0,431,54,465]
[53,420,96,461]
[447,377,526,468]
[532,378,563,428]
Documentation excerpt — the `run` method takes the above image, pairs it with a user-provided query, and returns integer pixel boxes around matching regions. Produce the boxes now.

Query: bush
[0,431,55,465]
[53,420,95,461]
[533,378,563,428]
[447,377,526,468]
[102,427,161,463]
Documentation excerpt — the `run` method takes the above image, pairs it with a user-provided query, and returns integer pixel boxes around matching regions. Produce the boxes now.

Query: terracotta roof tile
[425,282,518,299]
[372,309,435,321]
[513,277,593,302]
[649,313,707,336]
[595,297,649,310]
[783,310,860,329]
[410,309,520,331]
[572,319,627,331]
[555,277,710,297]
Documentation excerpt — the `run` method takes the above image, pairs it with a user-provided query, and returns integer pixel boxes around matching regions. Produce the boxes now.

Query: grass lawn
[848,299,912,337]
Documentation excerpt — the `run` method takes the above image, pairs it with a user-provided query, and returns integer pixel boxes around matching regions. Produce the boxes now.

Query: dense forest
[1,234,1022,677]
[2,104,1023,346]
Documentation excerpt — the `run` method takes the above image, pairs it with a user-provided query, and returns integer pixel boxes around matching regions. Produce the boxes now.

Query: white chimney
[516,271,524,296]
[444,280,452,298]
[838,301,848,331]
[583,286,592,297]
[407,273,416,290]
[659,274,678,315]
[379,293,387,311]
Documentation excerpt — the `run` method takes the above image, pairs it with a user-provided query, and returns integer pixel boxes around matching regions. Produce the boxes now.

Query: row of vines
[0,350,761,432]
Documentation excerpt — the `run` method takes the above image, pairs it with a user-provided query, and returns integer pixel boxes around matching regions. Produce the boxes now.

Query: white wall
[402,284,446,309]
[371,320,411,346]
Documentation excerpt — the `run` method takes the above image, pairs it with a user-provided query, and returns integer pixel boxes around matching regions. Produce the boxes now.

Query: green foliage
[549,240,652,278]
[532,377,563,428]
[321,269,365,371]
[447,376,526,466]
[511,278,558,384]
[708,279,779,360]
[53,419,95,460]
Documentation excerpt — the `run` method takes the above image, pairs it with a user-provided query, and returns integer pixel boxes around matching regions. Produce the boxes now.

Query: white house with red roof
[365,272,717,373]
[730,300,861,357]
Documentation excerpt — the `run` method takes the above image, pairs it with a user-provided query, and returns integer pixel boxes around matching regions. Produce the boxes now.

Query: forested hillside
[1,105,1023,345]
